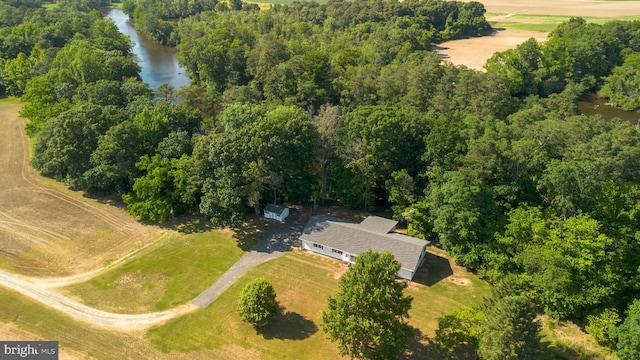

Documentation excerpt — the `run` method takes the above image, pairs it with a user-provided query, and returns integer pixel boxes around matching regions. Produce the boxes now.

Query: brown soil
[0,102,160,276]
[446,276,471,286]
[435,29,548,71]
[438,0,640,71]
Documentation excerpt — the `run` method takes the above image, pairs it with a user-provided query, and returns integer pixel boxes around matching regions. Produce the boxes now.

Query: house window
[313,243,324,250]
[332,249,343,255]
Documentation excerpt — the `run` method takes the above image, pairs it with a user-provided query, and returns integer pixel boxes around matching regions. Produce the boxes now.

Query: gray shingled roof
[264,204,286,215]
[300,215,429,272]
[359,216,398,234]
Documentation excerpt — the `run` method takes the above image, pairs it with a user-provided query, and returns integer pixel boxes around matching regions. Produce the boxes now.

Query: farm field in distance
[2,0,638,357]
[434,0,640,70]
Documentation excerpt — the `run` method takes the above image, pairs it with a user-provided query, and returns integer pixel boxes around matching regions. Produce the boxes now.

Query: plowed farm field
[0,99,159,276]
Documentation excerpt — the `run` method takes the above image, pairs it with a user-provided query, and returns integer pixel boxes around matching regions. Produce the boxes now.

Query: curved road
[0,270,197,330]
[0,100,306,330]
[0,219,305,330]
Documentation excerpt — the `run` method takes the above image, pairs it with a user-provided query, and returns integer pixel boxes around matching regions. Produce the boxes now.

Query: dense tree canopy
[478,295,543,360]
[5,0,640,349]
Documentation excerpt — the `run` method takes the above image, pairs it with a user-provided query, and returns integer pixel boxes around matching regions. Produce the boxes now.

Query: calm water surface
[578,94,640,126]
[103,8,190,90]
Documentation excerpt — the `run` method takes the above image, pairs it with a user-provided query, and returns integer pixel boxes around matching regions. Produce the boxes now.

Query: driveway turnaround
[193,217,306,307]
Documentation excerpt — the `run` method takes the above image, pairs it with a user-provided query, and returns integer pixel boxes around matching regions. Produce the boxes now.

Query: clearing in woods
[0,98,160,276]
[436,0,640,70]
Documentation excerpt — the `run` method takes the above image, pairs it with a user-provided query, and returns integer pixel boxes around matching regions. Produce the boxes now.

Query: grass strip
[65,229,245,313]
[0,287,163,359]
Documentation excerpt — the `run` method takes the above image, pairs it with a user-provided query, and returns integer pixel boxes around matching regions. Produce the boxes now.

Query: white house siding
[302,240,342,261]
[279,208,289,222]
[303,240,414,280]
[397,268,413,280]
[265,207,289,222]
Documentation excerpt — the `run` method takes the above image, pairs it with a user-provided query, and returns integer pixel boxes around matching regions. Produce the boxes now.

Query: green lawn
[407,253,490,337]
[146,252,343,359]
[0,96,21,106]
[0,287,164,359]
[64,229,246,313]
[2,246,611,359]
[146,250,491,359]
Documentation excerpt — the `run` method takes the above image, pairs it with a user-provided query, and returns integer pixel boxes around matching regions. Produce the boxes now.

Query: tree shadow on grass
[412,251,454,287]
[257,311,318,341]
[157,213,271,251]
[405,327,477,360]
[543,338,604,360]
[161,215,217,233]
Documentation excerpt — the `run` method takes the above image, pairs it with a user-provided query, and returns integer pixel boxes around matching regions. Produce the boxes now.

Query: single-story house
[300,215,429,280]
[264,204,289,222]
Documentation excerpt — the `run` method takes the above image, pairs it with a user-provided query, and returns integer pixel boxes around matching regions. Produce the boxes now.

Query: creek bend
[103,8,190,90]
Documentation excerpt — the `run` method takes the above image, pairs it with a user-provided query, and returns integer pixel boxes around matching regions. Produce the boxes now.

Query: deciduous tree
[610,300,640,360]
[237,278,279,328]
[322,250,413,360]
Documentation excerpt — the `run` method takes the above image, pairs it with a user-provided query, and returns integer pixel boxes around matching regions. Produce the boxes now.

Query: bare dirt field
[438,0,640,70]
[0,100,160,276]
[465,0,640,17]
[435,29,548,70]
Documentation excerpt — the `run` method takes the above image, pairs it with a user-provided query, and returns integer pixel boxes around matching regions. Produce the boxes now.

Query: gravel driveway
[193,216,306,307]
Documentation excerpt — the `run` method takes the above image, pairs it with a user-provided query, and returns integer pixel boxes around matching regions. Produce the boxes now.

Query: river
[578,94,640,126]
[103,8,190,90]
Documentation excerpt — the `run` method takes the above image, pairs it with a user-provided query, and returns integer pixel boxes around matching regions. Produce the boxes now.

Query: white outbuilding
[264,204,289,222]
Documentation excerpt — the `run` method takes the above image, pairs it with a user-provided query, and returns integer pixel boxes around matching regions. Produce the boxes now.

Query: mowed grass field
[62,229,246,313]
[1,246,610,359]
[146,250,491,359]
[489,13,640,32]
[0,249,493,359]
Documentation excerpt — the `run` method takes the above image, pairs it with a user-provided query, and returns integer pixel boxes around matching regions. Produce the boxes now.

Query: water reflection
[103,8,190,90]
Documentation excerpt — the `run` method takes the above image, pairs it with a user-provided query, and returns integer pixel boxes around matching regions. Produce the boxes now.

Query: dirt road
[0,270,197,329]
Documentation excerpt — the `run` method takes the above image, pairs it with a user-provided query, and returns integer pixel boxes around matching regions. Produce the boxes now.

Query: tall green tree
[31,104,123,187]
[322,250,413,360]
[122,154,194,221]
[435,304,484,353]
[600,53,640,111]
[311,104,342,204]
[478,295,543,360]
[610,299,640,360]
[237,278,279,328]
[429,171,496,269]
